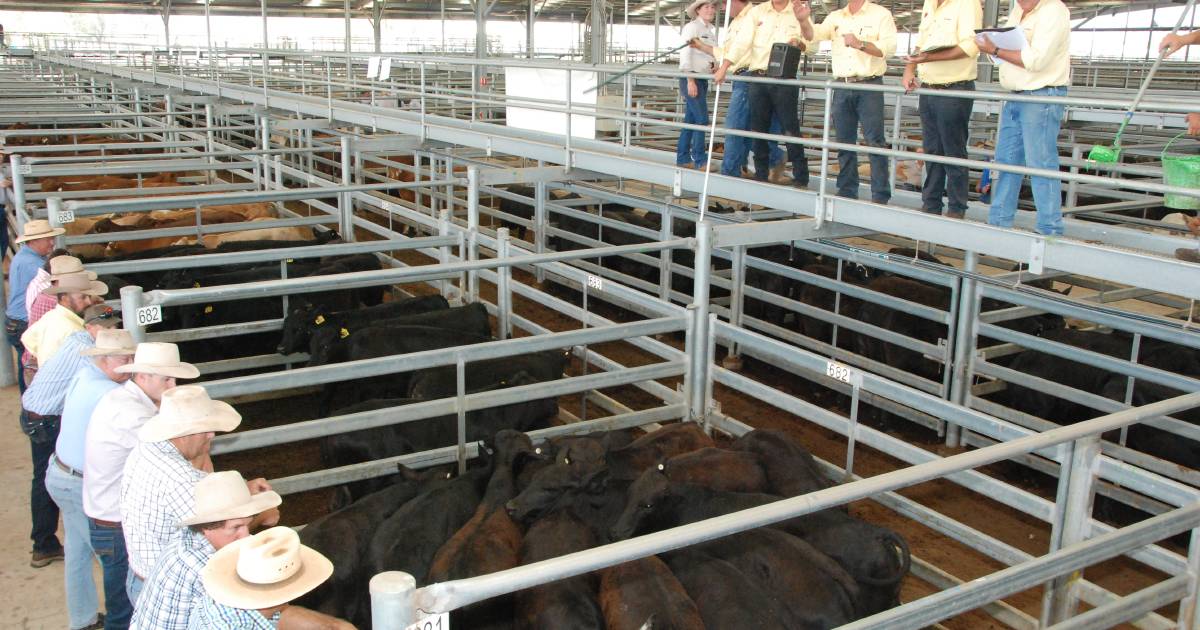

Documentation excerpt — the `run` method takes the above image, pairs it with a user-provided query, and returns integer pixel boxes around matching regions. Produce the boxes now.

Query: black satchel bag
[19,411,60,444]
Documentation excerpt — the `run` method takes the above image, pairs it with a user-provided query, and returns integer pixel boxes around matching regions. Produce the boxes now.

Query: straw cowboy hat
[81,304,121,329]
[201,527,333,610]
[80,328,136,356]
[48,255,98,280]
[138,385,241,442]
[15,219,65,243]
[686,0,715,18]
[44,272,107,297]
[115,342,200,379]
[180,471,282,527]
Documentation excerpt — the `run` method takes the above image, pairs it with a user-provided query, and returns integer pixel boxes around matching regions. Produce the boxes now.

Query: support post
[339,136,355,241]
[657,205,672,302]
[497,227,512,340]
[685,221,713,423]
[10,154,28,231]
[946,249,979,447]
[120,285,148,344]
[1178,527,1200,628]
[1042,435,1102,626]
[369,571,417,630]
[533,181,547,284]
[724,244,746,369]
[47,198,66,251]
[527,0,536,58]
[466,166,480,303]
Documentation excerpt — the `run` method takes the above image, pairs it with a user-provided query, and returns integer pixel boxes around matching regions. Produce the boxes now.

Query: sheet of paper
[975,27,1027,65]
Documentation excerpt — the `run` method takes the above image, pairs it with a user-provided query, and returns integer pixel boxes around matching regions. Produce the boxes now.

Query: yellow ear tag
[204,305,213,314]
[314,315,326,325]
[286,258,294,263]
[339,328,350,339]
[193,281,201,288]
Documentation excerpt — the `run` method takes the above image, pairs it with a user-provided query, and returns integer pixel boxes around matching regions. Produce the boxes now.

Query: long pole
[698,0,736,221]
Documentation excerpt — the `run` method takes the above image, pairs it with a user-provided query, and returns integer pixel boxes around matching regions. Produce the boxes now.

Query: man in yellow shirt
[1160,28,1200,262]
[976,0,1071,236]
[798,0,897,204]
[712,0,809,187]
[903,0,982,219]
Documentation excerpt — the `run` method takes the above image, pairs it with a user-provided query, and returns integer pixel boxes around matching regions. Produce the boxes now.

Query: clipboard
[974,26,1026,65]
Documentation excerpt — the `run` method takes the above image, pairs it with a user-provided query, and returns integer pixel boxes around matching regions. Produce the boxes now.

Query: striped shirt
[130,529,216,630]
[24,268,52,323]
[21,330,93,416]
[187,598,277,630]
[122,439,207,578]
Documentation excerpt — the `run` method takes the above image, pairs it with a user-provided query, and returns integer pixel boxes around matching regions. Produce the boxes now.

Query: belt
[1014,85,1068,93]
[838,75,882,83]
[747,69,768,76]
[90,518,121,529]
[52,454,83,478]
[26,411,59,421]
[924,80,974,90]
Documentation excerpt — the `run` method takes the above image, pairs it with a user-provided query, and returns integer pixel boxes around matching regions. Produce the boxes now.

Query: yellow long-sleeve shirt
[808,0,897,79]
[915,0,982,84]
[997,0,1071,91]
[718,0,804,74]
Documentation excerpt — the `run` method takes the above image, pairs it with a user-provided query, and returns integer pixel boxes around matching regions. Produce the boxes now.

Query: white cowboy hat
[686,0,715,19]
[15,219,65,243]
[138,385,240,442]
[201,527,333,610]
[44,272,108,297]
[115,342,200,379]
[81,328,136,356]
[180,471,282,527]
[48,255,97,280]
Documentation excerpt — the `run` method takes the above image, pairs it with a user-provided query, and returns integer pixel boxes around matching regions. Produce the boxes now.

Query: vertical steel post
[658,205,672,302]
[815,86,834,227]
[203,104,216,185]
[888,92,901,197]
[947,250,979,447]
[497,227,512,340]
[340,135,355,241]
[686,222,713,422]
[438,209,454,301]
[120,285,148,344]
[725,244,746,367]
[1042,435,1102,626]
[466,166,480,303]
[369,571,416,630]
[47,198,66,251]
[1177,527,1200,629]
[10,154,28,231]
[455,353,468,474]
[533,181,547,284]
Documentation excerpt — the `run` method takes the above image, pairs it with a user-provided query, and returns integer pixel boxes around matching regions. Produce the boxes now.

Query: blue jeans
[720,80,784,177]
[89,519,133,630]
[127,572,144,606]
[988,86,1067,236]
[918,83,975,216]
[833,78,890,204]
[676,77,709,167]
[46,460,101,630]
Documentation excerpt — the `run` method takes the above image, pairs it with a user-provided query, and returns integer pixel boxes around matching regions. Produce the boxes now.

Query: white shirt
[83,380,158,522]
[679,18,717,74]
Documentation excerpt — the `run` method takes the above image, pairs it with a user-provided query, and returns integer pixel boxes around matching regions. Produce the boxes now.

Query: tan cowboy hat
[180,471,282,527]
[138,385,241,442]
[48,255,98,280]
[686,0,715,18]
[15,219,65,243]
[81,328,136,356]
[81,304,120,329]
[44,272,108,297]
[201,527,333,610]
[115,342,200,379]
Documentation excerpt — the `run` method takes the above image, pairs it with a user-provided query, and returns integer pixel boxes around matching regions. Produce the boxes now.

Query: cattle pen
[3,4,1200,629]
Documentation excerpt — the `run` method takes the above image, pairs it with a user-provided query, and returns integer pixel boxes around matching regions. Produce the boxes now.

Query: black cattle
[741,244,817,329]
[277,294,449,355]
[407,349,567,399]
[603,423,715,481]
[663,547,790,630]
[297,465,451,627]
[794,259,876,348]
[515,509,605,630]
[611,468,910,616]
[695,528,859,627]
[658,447,769,493]
[549,204,661,285]
[367,452,493,586]
[598,556,705,630]
[731,429,833,497]
[491,185,580,241]
[854,275,952,386]
[429,431,541,630]
[307,302,492,365]
[1100,377,1200,468]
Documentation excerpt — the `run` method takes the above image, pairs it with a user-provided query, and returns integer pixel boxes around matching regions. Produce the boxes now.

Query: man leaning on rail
[712,0,811,188]
[797,0,898,205]
[903,0,983,220]
[975,0,1071,237]
[1159,28,1200,264]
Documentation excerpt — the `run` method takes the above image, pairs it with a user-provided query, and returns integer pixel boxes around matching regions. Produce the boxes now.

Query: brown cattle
[598,557,705,630]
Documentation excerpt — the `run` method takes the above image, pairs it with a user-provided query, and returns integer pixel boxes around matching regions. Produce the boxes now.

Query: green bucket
[1163,132,1200,210]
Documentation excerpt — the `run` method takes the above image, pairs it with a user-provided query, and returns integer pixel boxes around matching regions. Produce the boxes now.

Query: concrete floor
[1,381,85,629]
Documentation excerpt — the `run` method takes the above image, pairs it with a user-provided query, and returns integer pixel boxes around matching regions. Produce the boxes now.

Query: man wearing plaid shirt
[130,471,280,630]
